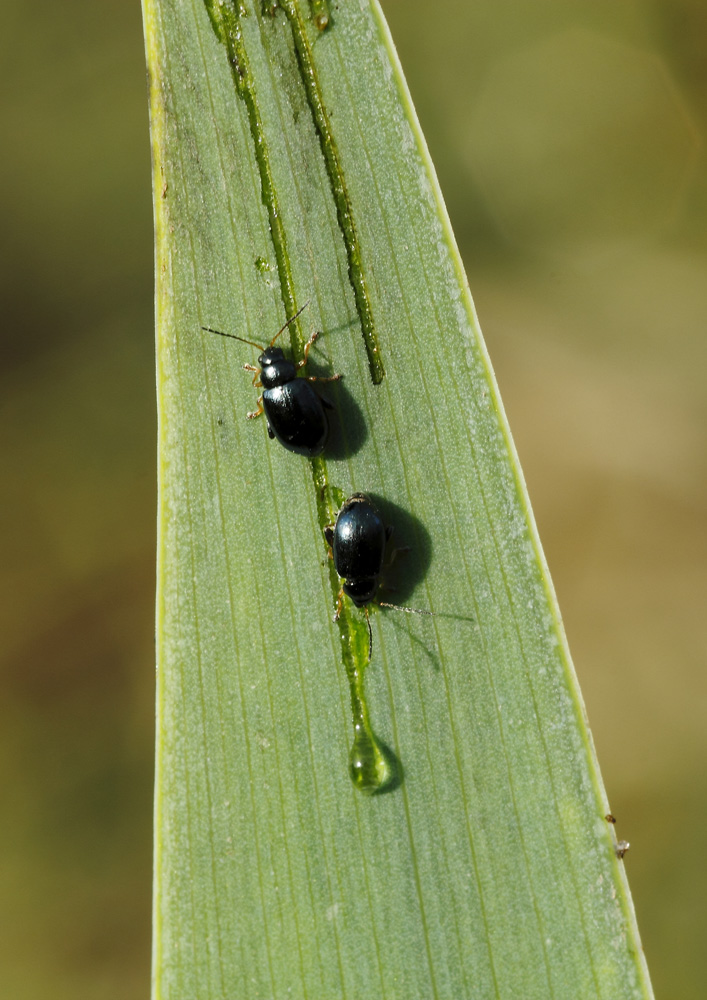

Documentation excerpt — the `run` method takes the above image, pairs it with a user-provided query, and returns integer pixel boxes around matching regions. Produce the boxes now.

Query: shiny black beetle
[325,493,436,661]
[202,302,340,457]
[324,493,392,615]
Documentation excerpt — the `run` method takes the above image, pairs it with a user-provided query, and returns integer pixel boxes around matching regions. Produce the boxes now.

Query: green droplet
[342,622,398,794]
[254,255,270,272]
[349,724,392,794]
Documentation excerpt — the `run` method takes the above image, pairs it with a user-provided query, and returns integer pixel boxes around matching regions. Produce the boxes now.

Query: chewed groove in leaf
[280,0,385,384]
[201,0,392,790]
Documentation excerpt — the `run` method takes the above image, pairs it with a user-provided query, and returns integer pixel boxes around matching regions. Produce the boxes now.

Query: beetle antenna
[201,326,265,351]
[269,300,311,347]
[379,602,437,616]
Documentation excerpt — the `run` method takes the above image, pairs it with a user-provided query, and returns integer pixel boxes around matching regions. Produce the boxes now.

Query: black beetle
[324,493,435,625]
[202,302,341,457]
[324,493,391,615]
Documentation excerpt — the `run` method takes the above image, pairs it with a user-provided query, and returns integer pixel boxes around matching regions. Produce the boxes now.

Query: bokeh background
[1,0,704,996]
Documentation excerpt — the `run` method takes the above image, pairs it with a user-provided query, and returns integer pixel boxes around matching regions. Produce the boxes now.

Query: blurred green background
[1,0,704,997]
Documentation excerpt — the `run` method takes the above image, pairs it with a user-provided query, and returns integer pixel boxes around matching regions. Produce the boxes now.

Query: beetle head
[343,578,378,607]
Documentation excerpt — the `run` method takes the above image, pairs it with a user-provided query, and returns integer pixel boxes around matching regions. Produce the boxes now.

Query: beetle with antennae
[202,301,341,457]
[325,493,436,660]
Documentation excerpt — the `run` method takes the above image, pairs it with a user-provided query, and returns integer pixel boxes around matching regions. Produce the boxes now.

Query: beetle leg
[242,364,262,387]
[323,524,335,547]
[297,331,342,381]
[333,586,344,621]
[246,396,264,420]
[296,330,320,370]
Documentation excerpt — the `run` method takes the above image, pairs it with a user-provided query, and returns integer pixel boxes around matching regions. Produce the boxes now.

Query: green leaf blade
[143,0,653,997]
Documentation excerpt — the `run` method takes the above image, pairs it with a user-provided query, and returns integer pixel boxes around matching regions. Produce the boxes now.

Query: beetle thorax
[258,348,296,388]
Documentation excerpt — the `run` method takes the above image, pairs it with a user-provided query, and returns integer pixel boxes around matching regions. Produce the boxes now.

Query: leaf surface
[143,1,653,996]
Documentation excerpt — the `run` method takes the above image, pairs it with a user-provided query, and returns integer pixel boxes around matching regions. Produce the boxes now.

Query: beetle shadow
[379,613,443,673]
[304,320,368,458]
[307,360,368,458]
[364,493,433,604]
[365,494,475,672]
[321,376,368,459]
